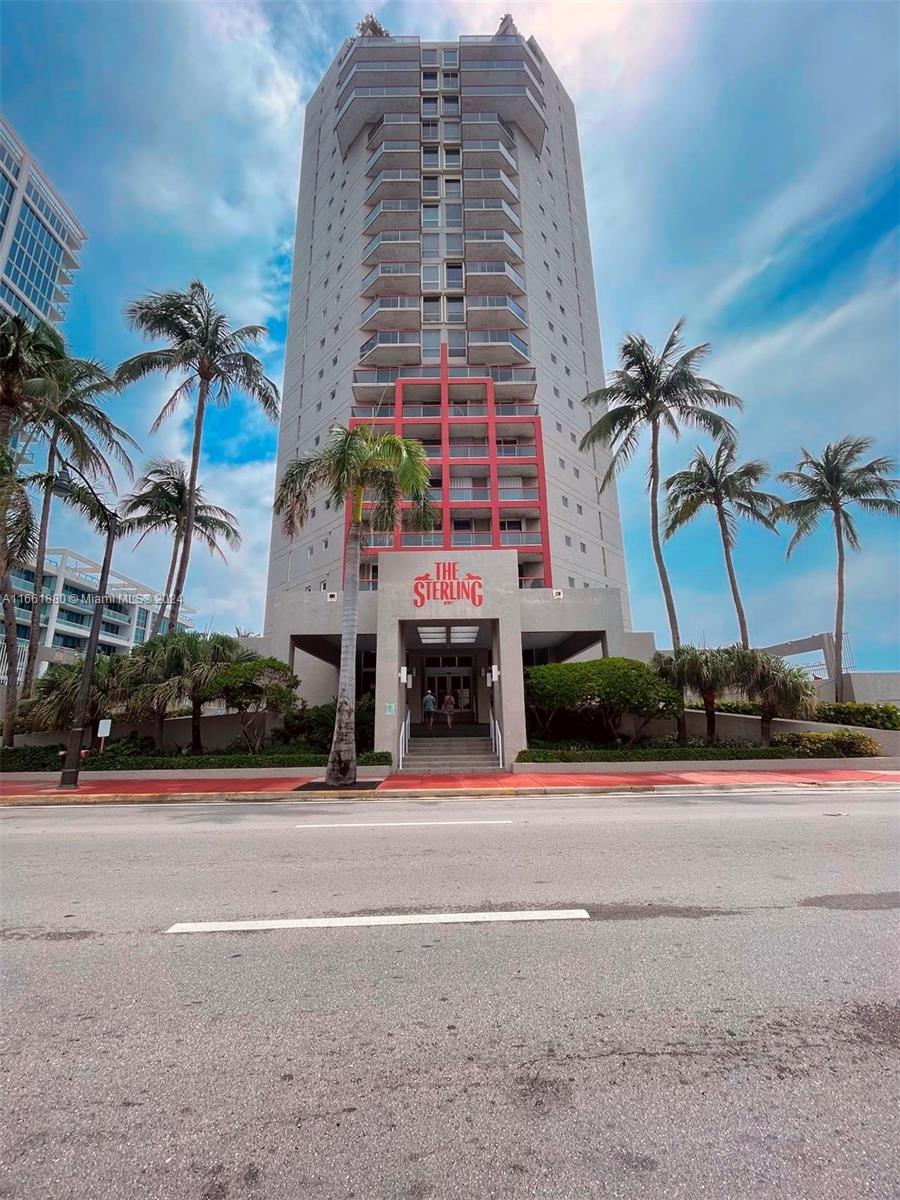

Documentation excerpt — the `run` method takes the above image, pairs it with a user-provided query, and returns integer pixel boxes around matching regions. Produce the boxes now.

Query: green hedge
[0,745,393,772]
[516,729,882,763]
[715,700,899,730]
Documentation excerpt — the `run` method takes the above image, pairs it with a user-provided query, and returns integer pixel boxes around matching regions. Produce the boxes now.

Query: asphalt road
[2,788,899,1200]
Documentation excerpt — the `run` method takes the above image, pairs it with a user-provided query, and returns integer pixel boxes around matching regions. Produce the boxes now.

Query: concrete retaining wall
[12,712,277,754]
[623,710,900,756]
[512,756,900,774]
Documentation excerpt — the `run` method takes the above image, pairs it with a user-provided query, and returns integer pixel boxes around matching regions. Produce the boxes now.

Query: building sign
[412,561,484,608]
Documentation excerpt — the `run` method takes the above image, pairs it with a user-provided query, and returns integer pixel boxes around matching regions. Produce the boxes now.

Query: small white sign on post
[97,718,112,753]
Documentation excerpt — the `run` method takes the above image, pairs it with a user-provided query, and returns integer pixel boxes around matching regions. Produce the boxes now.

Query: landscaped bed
[517,730,883,763]
[0,746,393,772]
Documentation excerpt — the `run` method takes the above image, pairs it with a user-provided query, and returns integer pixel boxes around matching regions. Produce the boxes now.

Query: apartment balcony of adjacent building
[466,293,527,330]
[459,58,545,100]
[361,296,421,332]
[464,228,523,265]
[364,168,421,204]
[359,330,421,367]
[463,197,521,236]
[462,167,519,204]
[465,260,526,297]
[336,87,420,153]
[337,60,421,105]
[460,138,518,173]
[366,139,420,175]
[350,363,537,408]
[467,328,529,365]
[362,229,421,265]
[363,198,421,235]
[361,261,421,298]
[458,33,544,83]
[338,36,421,83]
[460,88,546,153]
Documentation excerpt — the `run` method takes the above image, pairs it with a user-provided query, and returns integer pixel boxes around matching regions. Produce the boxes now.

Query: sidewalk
[1,764,898,804]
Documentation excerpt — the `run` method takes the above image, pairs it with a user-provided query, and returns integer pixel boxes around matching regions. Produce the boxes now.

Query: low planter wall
[1,765,389,783]
[512,756,900,774]
[12,711,277,754]
[629,710,900,756]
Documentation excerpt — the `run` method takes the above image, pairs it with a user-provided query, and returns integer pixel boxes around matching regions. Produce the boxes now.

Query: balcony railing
[367,113,421,146]
[463,168,519,200]
[359,579,379,591]
[466,261,526,290]
[361,261,421,289]
[468,330,529,354]
[449,488,491,502]
[365,169,421,200]
[461,140,518,170]
[362,229,420,262]
[495,402,538,416]
[403,404,442,417]
[366,141,419,170]
[352,404,395,419]
[461,112,516,141]
[364,532,394,547]
[518,576,545,589]
[498,487,540,500]
[361,296,420,321]
[467,294,526,320]
[497,443,537,457]
[402,532,444,547]
[464,229,523,257]
[360,330,420,356]
[500,531,542,546]
[336,86,418,123]
[447,403,488,417]
[451,531,492,546]
[448,443,489,458]
[363,198,419,230]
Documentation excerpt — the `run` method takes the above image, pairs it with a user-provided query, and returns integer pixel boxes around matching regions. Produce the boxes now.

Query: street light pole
[51,465,119,789]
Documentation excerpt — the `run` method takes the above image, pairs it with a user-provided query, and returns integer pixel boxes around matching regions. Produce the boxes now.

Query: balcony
[367,113,421,149]
[363,198,420,234]
[362,229,420,265]
[451,531,492,547]
[461,112,516,144]
[467,329,529,365]
[449,487,491,502]
[500,530,542,546]
[422,444,442,459]
[447,402,488,417]
[339,36,420,84]
[498,486,541,502]
[359,579,379,592]
[460,88,547,153]
[497,441,537,458]
[365,169,421,202]
[361,261,421,298]
[351,403,395,420]
[465,260,526,296]
[518,576,545,589]
[490,366,537,401]
[463,168,518,203]
[337,87,419,153]
[464,198,521,234]
[495,402,538,418]
[337,60,420,104]
[464,229,523,264]
[459,34,544,81]
[366,140,420,175]
[461,139,518,172]
[403,404,442,418]
[359,330,421,367]
[402,532,444,547]
[466,294,527,330]
[361,296,420,331]
[363,531,394,547]
[448,442,489,459]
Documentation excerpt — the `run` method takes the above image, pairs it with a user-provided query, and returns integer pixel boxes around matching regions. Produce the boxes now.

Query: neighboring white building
[1,547,195,686]
[0,116,85,325]
[263,17,654,766]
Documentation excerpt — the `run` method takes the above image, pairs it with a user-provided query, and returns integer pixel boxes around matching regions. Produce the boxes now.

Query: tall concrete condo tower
[264,17,653,767]
[0,117,85,325]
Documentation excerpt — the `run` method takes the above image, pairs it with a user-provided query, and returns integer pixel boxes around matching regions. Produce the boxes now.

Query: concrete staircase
[400,734,500,774]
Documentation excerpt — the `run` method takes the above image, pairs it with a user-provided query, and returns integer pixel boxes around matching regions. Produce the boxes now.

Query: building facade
[0,547,194,688]
[0,117,85,325]
[264,18,653,766]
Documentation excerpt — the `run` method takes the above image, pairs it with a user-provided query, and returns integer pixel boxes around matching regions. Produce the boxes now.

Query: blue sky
[3,0,898,667]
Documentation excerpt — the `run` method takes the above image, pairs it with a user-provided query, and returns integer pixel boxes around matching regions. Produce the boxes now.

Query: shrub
[0,746,393,772]
[771,729,882,758]
[0,744,66,772]
[716,699,899,730]
[525,657,682,742]
[275,694,376,753]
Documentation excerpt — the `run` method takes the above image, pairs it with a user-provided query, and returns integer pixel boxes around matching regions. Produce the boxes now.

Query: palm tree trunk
[152,530,182,638]
[326,490,362,786]
[703,691,717,746]
[168,381,207,631]
[760,706,774,747]
[1,584,19,747]
[833,509,845,703]
[22,437,57,698]
[716,501,750,649]
[191,697,203,755]
[649,419,685,741]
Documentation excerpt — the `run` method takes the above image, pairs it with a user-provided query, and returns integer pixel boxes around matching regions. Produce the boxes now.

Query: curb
[2,780,898,806]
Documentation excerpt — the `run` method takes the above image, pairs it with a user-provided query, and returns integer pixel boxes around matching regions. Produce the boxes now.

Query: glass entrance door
[423,659,476,721]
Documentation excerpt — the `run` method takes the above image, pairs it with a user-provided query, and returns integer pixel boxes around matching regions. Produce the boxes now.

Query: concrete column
[374,611,403,761]
[492,613,527,767]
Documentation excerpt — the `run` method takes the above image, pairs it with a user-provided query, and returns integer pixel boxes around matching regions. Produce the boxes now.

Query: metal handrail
[398,707,411,771]
[490,712,503,768]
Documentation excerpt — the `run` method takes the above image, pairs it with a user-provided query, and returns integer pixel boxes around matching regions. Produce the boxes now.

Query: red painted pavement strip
[1,768,898,801]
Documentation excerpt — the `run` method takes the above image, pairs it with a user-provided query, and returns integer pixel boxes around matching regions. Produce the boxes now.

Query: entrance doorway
[421,656,477,724]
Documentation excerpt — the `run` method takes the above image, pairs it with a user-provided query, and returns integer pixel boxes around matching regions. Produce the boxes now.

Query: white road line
[294,819,514,829]
[165,908,589,934]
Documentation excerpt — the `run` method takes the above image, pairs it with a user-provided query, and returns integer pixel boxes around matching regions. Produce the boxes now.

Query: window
[320,580,328,591]
[568,576,575,588]
[548,320,555,332]
[573,467,580,478]
[423,296,441,323]
[444,148,460,169]
[442,48,458,67]
[422,330,441,358]
[598,512,604,536]
[319,336,325,348]
[446,232,463,254]
[558,456,566,468]
[423,176,440,197]
[444,178,462,199]
[422,264,440,288]
[307,546,314,558]
[445,261,464,288]
[550,353,557,364]
[576,503,583,516]
[422,49,438,65]
[422,96,439,117]
[423,70,438,89]
[553,386,560,397]
[445,202,463,228]
[422,233,440,258]
[332,355,338,366]
[565,366,572,376]
[447,329,466,357]
[564,535,572,547]
[316,401,322,412]
[446,296,464,323]
[422,203,440,228]
[443,121,460,141]
[555,421,562,432]
[422,120,439,140]
[562,334,568,345]
[570,432,576,443]
[567,398,574,409]
[423,146,439,168]
[561,495,569,507]
[580,542,587,554]
[442,94,459,115]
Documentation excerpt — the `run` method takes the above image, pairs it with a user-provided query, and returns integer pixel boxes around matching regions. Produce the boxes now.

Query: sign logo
[412,561,484,608]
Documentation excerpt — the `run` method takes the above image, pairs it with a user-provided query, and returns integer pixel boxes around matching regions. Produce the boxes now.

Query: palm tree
[21,652,123,745]
[0,453,38,745]
[274,423,434,785]
[652,645,736,745]
[0,315,67,459]
[145,629,255,754]
[21,359,138,698]
[118,458,242,638]
[663,442,780,648]
[116,280,279,631]
[117,633,184,751]
[580,319,740,657]
[731,648,817,745]
[777,437,899,702]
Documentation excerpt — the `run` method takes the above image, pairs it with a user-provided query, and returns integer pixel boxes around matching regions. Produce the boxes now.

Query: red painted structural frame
[346,344,553,588]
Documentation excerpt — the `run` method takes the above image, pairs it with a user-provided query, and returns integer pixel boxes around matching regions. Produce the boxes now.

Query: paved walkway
[2,766,898,803]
